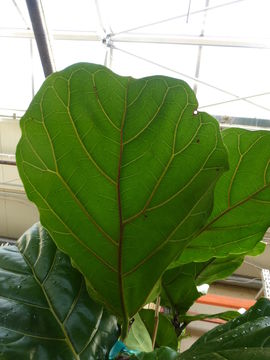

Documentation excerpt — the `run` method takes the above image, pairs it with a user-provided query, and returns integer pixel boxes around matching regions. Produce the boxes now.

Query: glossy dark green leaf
[180,298,270,360]
[182,349,270,360]
[16,62,228,332]
[139,309,178,350]
[180,128,270,263]
[0,223,119,360]
[162,255,244,315]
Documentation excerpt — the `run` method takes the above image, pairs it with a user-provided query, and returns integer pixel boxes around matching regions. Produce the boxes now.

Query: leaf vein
[0,326,65,341]
[20,168,118,273]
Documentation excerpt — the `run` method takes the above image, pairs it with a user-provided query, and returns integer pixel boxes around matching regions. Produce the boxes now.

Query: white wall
[0,118,39,239]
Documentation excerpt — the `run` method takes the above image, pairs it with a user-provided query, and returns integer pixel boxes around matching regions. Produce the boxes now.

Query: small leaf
[162,267,200,315]
[140,309,178,350]
[246,241,266,256]
[181,129,270,263]
[125,314,153,353]
[162,255,244,315]
[180,298,270,360]
[0,223,119,359]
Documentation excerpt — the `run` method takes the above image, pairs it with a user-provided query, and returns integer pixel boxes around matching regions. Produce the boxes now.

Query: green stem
[152,296,161,349]
[121,318,129,341]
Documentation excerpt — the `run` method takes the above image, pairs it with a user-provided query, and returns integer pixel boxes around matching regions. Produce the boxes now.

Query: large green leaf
[0,223,119,359]
[180,128,270,263]
[180,298,270,359]
[162,255,244,315]
[16,63,228,332]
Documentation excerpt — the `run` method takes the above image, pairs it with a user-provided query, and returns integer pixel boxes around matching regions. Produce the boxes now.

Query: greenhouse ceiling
[0,0,270,127]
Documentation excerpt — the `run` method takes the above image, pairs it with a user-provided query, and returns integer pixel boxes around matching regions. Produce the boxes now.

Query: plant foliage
[130,299,270,359]
[11,62,270,358]
[180,128,270,263]
[0,223,119,359]
[162,254,245,315]
[180,298,270,360]
[16,63,229,335]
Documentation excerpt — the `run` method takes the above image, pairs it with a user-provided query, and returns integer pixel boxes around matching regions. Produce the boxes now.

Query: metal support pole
[25,0,55,77]
[193,0,209,94]
[0,160,16,166]
[0,154,16,166]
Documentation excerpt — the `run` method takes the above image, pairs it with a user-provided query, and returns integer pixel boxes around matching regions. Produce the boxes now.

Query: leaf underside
[16,63,228,327]
[180,128,270,263]
[0,223,118,360]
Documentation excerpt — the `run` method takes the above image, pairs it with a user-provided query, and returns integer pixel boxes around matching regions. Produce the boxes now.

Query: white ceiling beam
[0,29,101,41]
[1,29,270,49]
[111,33,270,50]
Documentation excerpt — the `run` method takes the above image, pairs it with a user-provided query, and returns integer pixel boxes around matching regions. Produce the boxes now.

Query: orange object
[196,294,256,310]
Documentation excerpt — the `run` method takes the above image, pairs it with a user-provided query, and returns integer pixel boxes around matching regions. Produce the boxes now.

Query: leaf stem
[121,318,129,341]
[172,314,187,338]
[152,296,161,349]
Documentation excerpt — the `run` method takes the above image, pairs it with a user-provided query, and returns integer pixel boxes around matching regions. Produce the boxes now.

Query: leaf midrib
[117,77,130,336]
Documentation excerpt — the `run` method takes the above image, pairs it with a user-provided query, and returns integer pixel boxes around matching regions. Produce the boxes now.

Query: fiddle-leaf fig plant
[15,63,229,336]
[0,62,268,358]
